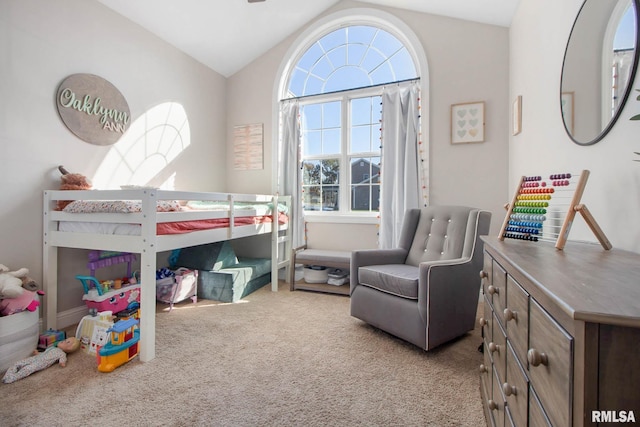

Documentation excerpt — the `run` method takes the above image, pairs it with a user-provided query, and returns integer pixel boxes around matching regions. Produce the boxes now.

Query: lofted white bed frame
[43,189,292,362]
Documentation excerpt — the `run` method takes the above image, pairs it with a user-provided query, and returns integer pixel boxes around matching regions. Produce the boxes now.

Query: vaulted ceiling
[97,0,521,77]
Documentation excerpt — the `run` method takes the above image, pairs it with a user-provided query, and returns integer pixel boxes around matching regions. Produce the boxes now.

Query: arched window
[281,20,421,214]
[285,25,418,99]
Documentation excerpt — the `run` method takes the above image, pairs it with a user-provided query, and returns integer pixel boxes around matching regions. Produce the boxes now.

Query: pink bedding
[157,213,288,235]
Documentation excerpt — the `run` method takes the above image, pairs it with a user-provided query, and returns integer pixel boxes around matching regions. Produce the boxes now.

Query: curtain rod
[280,77,420,102]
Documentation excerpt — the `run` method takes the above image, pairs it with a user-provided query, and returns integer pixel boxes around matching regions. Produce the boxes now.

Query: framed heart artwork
[450,101,485,144]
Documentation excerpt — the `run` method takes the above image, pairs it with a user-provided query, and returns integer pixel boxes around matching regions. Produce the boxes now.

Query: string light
[417,89,429,207]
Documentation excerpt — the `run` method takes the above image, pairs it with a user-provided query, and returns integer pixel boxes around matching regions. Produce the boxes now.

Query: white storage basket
[303,266,329,284]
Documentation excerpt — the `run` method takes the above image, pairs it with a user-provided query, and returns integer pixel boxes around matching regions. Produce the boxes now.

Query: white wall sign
[56,73,130,146]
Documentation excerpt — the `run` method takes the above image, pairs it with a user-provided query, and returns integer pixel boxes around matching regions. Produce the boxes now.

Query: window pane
[322,129,341,154]
[348,26,377,45]
[320,28,346,51]
[323,185,339,211]
[351,98,371,125]
[389,49,417,80]
[351,158,371,184]
[327,45,347,68]
[347,44,367,66]
[302,130,321,156]
[323,102,341,128]
[350,156,380,212]
[302,160,321,185]
[302,104,321,129]
[372,30,402,57]
[321,159,339,184]
[372,96,382,122]
[371,156,381,183]
[351,184,380,211]
[298,43,324,71]
[303,186,321,211]
[351,126,371,153]
[288,68,306,97]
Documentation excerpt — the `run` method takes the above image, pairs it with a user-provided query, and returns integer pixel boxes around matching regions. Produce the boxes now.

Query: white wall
[510,0,640,252]
[0,0,227,312]
[227,0,510,248]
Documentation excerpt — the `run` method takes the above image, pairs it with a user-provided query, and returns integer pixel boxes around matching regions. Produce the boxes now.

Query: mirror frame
[561,0,640,146]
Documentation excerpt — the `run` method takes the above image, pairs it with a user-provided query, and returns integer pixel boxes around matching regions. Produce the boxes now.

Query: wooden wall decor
[56,73,130,146]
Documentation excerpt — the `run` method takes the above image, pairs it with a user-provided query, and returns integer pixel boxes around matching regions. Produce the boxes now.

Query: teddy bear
[0,289,44,316]
[0,264,37,299]
[56,165,92,210]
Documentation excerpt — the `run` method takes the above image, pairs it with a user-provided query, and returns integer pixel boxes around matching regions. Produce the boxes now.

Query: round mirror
[561,0,640,145]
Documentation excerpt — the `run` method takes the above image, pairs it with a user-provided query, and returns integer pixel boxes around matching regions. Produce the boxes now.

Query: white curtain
[279,101,305,249]
[379,82,421,249]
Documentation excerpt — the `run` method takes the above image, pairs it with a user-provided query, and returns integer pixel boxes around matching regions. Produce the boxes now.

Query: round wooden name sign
[56,73,130,146]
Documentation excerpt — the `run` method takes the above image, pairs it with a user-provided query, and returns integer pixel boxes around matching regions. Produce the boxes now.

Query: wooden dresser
[479,236,640,426]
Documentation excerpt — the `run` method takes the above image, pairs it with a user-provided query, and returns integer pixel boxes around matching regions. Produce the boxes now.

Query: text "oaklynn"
[59,88,129,126]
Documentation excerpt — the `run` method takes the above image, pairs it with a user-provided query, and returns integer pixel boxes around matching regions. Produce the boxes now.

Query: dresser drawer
[490,369,507,427]
[504,275,528,366]
[480,342,492,419]
[528,299,573,427]
[490,260,507,326]
[482,252,493,304]
[481,295,493,342]
[529,387,552,427]
[503,343,528,427]
[490,312,507,384]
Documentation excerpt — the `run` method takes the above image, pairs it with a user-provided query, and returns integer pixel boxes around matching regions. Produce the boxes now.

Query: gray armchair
[350,206,491,351]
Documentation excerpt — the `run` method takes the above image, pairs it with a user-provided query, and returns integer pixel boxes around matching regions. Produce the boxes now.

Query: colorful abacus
[499,170,611,250]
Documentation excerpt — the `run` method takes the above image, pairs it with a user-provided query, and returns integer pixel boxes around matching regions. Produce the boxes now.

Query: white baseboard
[56,305,89,329]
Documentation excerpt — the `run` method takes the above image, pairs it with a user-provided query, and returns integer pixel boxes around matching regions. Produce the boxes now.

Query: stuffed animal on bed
[0,264,37,299]
[56,165,92,211]
[0,289,43,316]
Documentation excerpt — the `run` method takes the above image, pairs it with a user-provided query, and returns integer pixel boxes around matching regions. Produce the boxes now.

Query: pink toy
[0,290,43,316]
[76,276,140,314]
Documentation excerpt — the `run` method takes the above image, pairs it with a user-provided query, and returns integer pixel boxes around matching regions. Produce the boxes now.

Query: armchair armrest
[417,257,481,349]
[350,248,408,292]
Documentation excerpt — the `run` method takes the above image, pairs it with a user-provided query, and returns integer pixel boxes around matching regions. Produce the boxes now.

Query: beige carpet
[0,281,485,427]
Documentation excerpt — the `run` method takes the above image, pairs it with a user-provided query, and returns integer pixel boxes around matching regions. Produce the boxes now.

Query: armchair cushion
[359,264,419,300]
[405,205,478,266]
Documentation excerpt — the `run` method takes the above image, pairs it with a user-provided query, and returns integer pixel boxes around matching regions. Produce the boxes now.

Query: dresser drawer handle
[503,308,517,322]
[488,285,499,295]
[479,317,488,327]
[479,364,489,374]
[479,270,488,279]
[502,383,517,397]
[488,400,498,411]
[527,348,549,367]
[488,342,500,354]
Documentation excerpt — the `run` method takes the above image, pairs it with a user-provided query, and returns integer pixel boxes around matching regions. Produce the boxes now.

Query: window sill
[303,212,379,224]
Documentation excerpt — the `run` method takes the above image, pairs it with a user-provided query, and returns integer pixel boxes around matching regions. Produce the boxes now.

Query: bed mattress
[58,213,288,235]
